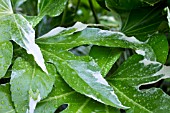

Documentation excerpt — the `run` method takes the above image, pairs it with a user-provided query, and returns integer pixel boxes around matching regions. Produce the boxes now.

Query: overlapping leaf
[35,74,120,113]
[90,46,122,76]
[105,1,167,41]
[37,48,127,109]
[35,22,170,111]
[0,84,15,113]
[147,34,168,64]
[37,27,156,60]
[107,55,170,112]
[0,0,47,73]
[10,56,56,113]
[0,41,13,78]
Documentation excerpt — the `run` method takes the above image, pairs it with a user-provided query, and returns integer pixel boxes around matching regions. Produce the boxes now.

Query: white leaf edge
[68,60,129,109]
[39,22,88,38]
[0,0,48,74]
[165,7,170,28]
[26,94,41,113]
[14,15,48,74]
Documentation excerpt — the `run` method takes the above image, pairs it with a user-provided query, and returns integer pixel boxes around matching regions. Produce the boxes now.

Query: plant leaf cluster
[1,0,170,113]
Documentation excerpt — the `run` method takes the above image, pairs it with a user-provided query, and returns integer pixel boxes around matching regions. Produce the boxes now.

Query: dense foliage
[1,0,170,113]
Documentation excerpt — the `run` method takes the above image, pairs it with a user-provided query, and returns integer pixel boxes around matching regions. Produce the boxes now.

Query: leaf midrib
[123,5,160,32]
[41,49,119,107]
[109,75,160,81]
[76,98,91,113]
[110,83,152,113]
[41,91,75,102]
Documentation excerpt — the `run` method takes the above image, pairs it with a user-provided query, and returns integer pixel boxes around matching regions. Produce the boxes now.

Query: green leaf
[0,0,48,73]
[39,49,127,109]
[104,1,167,41]
[118,4,167,41]
[90,46,122,76]
[0,41,13,79]
[36,24,169,110]
[0,0,13,15]
[38,0,68,17]
[107,55,170,112]
[0,84,15,113]
[147,34,169,64]
[35,74,120,113]
[10,57,56,113]
[39,22,87,38]
[37,27,156,61]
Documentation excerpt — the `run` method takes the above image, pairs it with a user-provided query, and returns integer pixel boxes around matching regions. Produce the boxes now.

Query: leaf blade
[108,55,170,112]
[0,41,13,78]
[35,74,120,113]
[0,84,15,113]
[10,57,56,113]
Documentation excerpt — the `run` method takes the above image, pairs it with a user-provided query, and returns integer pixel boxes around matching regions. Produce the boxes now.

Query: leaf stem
[88,0,99,24]
[60,1,69,26]
[75,0,81,14]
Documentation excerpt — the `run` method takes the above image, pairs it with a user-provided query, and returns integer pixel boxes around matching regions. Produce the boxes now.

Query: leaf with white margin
[90,46,123,77]
[27,89,41,113]
[0,0,47,73]
[107,55,170,112]
[36,25,169,110]
[0,41,13,79]
[10,57,56,113]
[35,72,120,113]
[37,28,156,61]
[39,22,88,38]
[39,50,128,109]
[0,84,15,113]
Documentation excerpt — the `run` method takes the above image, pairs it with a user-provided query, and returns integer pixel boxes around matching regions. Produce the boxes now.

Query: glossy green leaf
[0,41,13,79]
[35,74,120,113]
[147,34,169,64]
[36,22,170,110]
[36,25,169,110]
[10,57,56,113]
[90,46,122,76]
[107,55,170,112]
[0,0,47,73]
[37,27,156,61]
[39,22,87,38]
[0,84,15,113]
[39,48,127,109]
[38,0,68,17]
[117,4,167,41]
